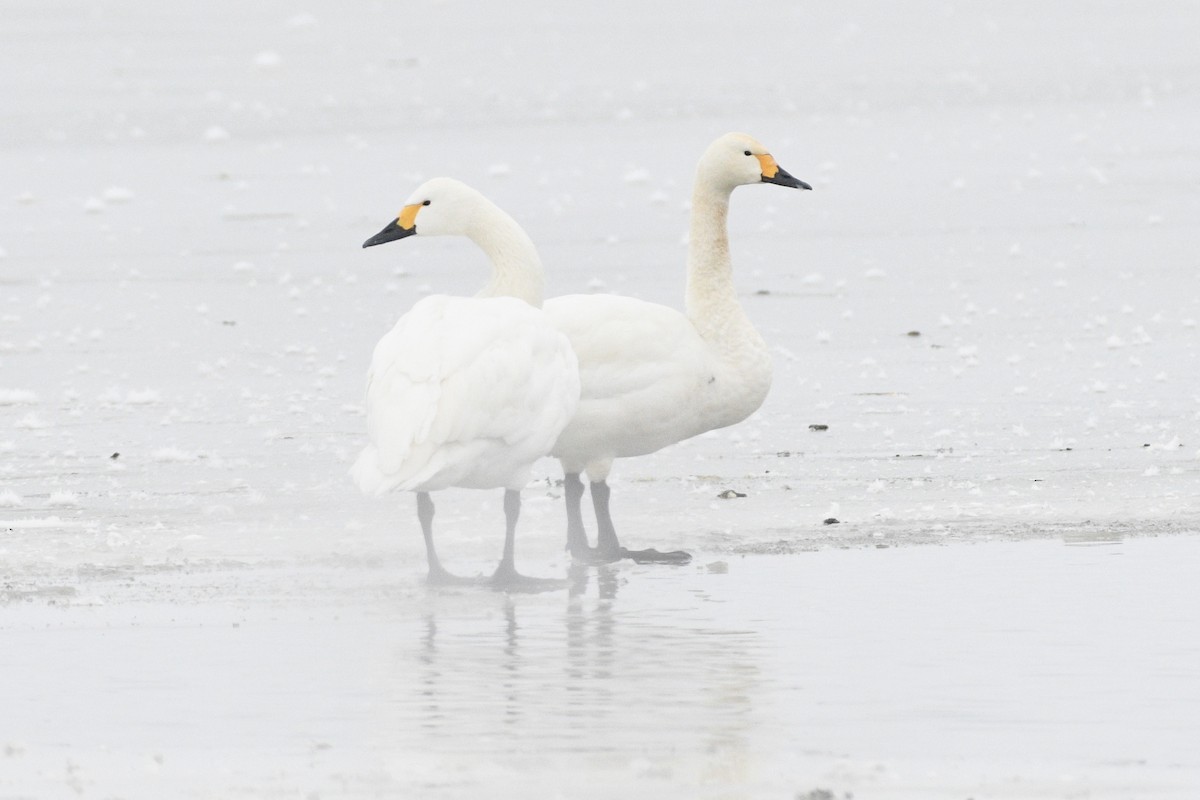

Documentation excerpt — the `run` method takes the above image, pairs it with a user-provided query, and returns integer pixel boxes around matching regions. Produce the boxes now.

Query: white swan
[355,178,580,587]
[543,132,810,564]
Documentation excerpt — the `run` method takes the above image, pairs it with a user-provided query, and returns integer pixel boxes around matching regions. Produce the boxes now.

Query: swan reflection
[400,566,761,777]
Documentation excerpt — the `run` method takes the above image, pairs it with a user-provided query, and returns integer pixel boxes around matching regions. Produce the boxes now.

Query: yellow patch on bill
[755,153,779,179]
[398,203,421,230]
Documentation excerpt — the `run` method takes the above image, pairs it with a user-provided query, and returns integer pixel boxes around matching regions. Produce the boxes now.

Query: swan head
[698,133,812,193]
[362,177,490,248]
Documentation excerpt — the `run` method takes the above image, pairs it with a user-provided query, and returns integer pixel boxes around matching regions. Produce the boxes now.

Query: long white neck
[467,202,545,308]
[685,177,750,341]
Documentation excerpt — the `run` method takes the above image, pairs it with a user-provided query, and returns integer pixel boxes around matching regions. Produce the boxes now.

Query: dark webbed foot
[620,546,692,565]
[572,544,692,566]
[584,478,692,565]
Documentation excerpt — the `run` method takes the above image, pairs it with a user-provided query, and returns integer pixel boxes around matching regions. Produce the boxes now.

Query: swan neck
[469,203,544,308]
[685,182,740,330]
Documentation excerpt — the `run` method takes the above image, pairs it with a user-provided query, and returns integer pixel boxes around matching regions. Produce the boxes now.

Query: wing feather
[353,295,578,494]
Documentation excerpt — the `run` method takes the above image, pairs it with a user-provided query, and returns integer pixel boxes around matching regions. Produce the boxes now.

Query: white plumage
[355,178,579,586]
[545,294,769,463]
[543,133,811,564]
[354,295,578,494]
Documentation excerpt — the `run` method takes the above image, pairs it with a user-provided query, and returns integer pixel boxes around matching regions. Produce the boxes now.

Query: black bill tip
[362,219,416,248]
[763,166,812,190]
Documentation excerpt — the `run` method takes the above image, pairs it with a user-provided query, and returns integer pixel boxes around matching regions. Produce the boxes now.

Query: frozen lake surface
[3,0,1200,796]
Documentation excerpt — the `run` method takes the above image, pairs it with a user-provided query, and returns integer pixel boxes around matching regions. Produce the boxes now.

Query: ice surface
[2,0,1199,797]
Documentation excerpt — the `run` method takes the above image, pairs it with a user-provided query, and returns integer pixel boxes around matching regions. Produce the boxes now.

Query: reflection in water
[399,566,762,779]
[418,614,440,734]
[502,598,521,727]
[352,539,1200,797]
[565,565,618,739]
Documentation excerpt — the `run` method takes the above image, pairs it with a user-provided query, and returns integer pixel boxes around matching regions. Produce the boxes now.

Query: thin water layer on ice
[2,535,1199,798]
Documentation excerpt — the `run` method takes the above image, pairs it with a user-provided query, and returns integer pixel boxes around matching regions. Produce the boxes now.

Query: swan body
[544,133,810,563]
[544,293,770,472]
[353,294,578,494]
[355,178,579,585]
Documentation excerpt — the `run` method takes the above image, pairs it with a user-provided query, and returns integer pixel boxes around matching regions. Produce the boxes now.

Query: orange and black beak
[756,153,812,190]
[362,218,415,248]
[363,203,422,248]
[763,165,811,190]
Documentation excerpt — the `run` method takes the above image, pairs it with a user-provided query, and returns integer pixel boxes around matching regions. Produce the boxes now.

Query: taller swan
[543,133,810,564]
[355,178,580,588]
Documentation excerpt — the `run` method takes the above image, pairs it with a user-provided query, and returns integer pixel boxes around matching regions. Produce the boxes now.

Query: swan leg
[567,472,627,566]
[493,489,520,579]
[491,489,566,592]
[417,492,487,586]
[589,480,623,562]
[564,472,594,558]
[591,480,693,566]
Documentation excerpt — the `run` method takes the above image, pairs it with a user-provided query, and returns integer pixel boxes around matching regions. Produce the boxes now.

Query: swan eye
[743,150,752,156]
[422,200,431,206]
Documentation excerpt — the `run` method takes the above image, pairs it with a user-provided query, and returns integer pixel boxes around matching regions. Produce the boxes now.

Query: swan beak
[763,166,812,190]
[363,211,418,248]
[756,154,812,190]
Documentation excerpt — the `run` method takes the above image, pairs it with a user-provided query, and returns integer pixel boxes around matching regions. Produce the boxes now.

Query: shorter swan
[355,178,580,588]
